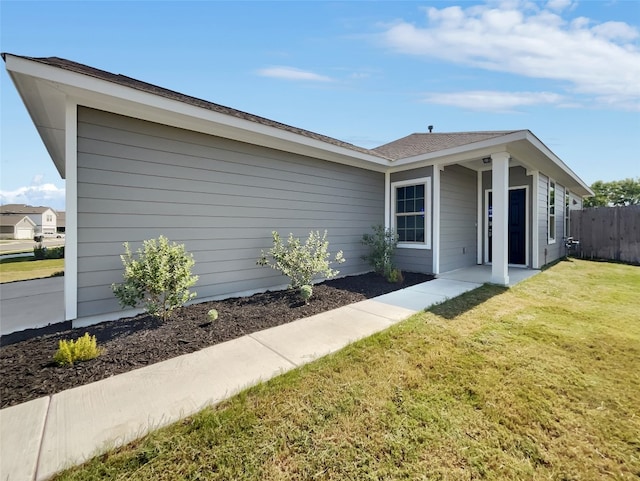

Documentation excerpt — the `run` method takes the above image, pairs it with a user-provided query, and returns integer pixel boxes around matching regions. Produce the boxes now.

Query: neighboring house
[0,215,36,240]
[56,211,66,234]
[0,204,57,236]
[2,54,593,327]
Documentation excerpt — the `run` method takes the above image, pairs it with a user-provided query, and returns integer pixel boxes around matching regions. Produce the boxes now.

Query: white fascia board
[4,54,390,172]
[388,131,530,173]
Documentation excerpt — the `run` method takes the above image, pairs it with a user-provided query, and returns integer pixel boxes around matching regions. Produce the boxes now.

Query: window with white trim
[565,191,570,238]
[548,180,556,243]
[392,177,431,248]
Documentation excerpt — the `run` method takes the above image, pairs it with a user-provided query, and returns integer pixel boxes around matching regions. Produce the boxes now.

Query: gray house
[3,54,592,327]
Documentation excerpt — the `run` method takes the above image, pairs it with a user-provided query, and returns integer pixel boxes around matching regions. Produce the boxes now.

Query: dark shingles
[12,55,387,159]
[373,131,524,160]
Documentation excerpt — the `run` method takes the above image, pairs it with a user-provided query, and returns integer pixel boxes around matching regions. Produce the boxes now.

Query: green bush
[386,267,404,284]
[33,243,46,260]
[361,225,398,278]
[54,333,102,366]
[33,244,64,259]
[257,230,345,297]
[45,246,65,259]
[112,236,198,321]
[299,284,313,304]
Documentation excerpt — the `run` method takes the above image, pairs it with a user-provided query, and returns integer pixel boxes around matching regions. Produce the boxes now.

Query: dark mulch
[0,272,432,409]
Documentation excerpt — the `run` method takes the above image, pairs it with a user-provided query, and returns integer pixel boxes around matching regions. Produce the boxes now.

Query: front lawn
[0,256,64,283]
[55,259,640,480]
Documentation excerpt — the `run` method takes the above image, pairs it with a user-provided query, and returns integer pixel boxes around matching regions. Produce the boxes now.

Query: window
[392,177,431,248]
[46,214,53,222]
[548,180,556,243]
[565,191,570,238]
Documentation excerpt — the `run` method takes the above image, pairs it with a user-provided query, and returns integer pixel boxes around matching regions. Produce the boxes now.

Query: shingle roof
[2,54,534,164]
[373,131,524,160]
[11,55,386,159]
[0,214,35,227]
[0,204,53,214]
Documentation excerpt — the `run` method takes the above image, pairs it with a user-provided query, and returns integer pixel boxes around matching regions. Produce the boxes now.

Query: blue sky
[1,0,639,211]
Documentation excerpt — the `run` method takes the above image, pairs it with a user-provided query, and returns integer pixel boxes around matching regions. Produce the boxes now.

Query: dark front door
[487,188,527,265]
[508,188,526,264]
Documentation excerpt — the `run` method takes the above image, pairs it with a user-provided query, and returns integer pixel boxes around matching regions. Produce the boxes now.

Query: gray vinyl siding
[76,107,384,319]
[440,165,477,272]
[389,166,434,274]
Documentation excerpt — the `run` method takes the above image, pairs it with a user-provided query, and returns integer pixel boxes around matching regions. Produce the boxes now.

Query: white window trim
[565,189,571,239]
[548,179,556,244]
[391,176,432,249]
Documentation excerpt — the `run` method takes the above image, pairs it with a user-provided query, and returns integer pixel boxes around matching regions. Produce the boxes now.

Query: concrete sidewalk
[0,272,534,481]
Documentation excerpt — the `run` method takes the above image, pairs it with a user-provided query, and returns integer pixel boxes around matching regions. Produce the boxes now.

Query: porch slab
[438,265,540,286]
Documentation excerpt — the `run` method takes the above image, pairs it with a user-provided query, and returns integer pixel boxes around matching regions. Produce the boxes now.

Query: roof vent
[428,125,433,133]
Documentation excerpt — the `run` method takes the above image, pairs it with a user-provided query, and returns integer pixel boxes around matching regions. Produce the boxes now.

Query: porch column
[490,152,510,286]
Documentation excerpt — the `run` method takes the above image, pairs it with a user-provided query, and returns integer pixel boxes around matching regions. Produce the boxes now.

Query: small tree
[361,225,398,279]
[112,236,198,321]
[257,230,345,298]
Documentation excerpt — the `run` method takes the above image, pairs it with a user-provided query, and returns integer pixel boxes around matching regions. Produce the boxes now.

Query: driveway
[0,277,65,336]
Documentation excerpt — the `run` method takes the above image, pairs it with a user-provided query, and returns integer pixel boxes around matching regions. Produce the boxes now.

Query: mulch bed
[0,271,432,409]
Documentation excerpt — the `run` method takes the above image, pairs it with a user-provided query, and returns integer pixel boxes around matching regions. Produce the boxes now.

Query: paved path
[0,269,539,481]
[0,277,65,337]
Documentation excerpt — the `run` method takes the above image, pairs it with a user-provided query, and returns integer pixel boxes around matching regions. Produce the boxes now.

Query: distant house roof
[0,214,37,227]
[374,132,524,160]
[0,204,55,215]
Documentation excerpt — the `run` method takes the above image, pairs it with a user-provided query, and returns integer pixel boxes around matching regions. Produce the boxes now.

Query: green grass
[0,256,64,283]
[54,259,640,480]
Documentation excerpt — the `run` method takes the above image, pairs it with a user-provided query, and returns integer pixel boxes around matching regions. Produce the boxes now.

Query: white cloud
[379,1,640,111]
[257,66,333,82]
[422,90,566,112]
[546,0,575,12]
[0,182,65,210]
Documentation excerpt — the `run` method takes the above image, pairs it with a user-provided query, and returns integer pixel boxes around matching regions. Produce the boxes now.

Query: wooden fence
[570,205,640,265]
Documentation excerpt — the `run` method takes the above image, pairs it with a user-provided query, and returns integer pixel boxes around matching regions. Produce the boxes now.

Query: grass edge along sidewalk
[55,259,640,480]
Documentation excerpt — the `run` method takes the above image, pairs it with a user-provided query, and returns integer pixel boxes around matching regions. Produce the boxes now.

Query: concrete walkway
[0,268,539,481]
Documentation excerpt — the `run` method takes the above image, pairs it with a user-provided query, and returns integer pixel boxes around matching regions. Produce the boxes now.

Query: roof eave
[3,54,391,176]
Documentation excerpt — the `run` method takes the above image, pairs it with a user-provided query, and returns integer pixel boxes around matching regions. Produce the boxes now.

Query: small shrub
[112,236,198,321]
[207,309,219,321]
[386,268,404,284]
[299,284,313,304]
[257,230,345,296]
[361,225,398,278]
[34,243,46,260]
[45,246,65,259]
[54,333,102,366]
